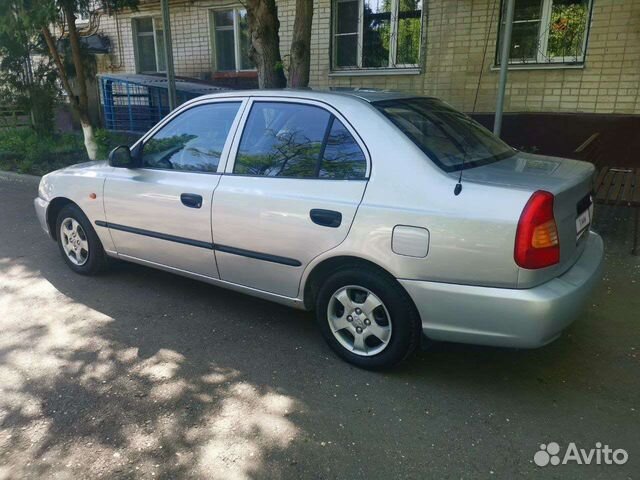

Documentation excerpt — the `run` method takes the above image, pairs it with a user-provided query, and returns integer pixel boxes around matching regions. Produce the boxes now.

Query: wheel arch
[46,197,78,241]
[302,255,406,310]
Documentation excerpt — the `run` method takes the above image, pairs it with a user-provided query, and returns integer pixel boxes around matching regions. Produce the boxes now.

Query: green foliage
[362,3,391,68]
[396,0,422,65]
[0,128,86,175]
[547,2,588,59]
[27,83,58,133]
[0,128,138,175]
[0,0,142,140]
[360,0,421,67]
[0,0,60,134]
[94,129,111,159]
[94,128,139,159]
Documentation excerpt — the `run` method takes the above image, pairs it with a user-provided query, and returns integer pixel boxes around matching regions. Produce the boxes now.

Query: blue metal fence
[98,74,228,133]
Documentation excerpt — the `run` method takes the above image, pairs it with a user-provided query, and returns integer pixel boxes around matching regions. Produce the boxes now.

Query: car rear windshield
[374,98,516,172]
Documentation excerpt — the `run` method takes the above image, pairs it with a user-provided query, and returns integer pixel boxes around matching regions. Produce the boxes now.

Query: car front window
[374,97,515,172]
[142,102,241,172]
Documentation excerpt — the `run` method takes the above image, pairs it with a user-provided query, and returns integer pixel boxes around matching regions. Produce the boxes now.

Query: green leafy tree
[0,0,59,133]
[547,2,588,60]
[396,0,421,65]
[0,0,140,159]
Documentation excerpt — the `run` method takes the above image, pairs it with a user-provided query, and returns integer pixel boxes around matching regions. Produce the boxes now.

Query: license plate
[576,209,590,239]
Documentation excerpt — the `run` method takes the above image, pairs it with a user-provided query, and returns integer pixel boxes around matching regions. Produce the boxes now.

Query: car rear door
[212,98,370,298]
[102,99,246,278]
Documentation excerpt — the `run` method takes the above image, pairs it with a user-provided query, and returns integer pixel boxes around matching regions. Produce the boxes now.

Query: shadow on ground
[0,174,638,479]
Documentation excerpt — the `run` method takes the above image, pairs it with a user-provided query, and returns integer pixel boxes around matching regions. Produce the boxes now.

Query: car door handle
[180,193,203,209]
[310,209,342,228]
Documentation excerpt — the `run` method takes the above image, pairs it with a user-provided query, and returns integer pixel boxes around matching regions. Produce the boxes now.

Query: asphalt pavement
[0,171,638,479]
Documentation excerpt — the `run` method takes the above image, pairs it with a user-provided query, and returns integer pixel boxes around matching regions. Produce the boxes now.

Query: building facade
[93,0,640,115]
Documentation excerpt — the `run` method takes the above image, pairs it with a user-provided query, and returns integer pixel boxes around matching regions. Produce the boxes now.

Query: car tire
[55,204,108,275]
[315,266,421,369]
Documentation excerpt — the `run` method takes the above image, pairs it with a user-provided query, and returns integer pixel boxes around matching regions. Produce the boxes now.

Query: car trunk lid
[456,152,595,287]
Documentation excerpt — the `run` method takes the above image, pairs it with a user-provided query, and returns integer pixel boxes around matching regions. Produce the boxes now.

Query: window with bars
[496,0,592,65]
[133,17,166,73]
[210,8,255,72]
[332,0,423,71]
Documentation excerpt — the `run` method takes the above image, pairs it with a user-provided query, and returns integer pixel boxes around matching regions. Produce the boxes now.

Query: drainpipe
[493,0,515,137]
[161,0,177,111]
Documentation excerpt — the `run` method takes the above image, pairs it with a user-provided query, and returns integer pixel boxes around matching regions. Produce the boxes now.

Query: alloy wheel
[327,285,392,356]
[60,217,89,266]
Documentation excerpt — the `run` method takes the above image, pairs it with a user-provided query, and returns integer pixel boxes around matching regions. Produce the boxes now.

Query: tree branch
[62,3,89,113]
[41,25,78,109]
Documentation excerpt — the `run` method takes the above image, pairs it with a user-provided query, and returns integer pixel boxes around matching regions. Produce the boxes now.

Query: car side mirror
[108,145,136,168]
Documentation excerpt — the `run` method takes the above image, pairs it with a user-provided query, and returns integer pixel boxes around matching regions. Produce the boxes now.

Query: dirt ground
[0,171,638,479]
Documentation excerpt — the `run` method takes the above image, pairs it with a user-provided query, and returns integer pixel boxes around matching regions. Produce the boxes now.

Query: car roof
[194,88,423,104]
[326,88,419,103]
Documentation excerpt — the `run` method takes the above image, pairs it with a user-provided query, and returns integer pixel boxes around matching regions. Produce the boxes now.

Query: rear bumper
[34,197,50,237]
[399,231,604,348]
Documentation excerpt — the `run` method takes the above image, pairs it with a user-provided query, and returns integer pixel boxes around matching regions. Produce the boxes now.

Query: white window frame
[497,0,593,66]
[209,7,256,73]
[133,17,166,74]
[331,0,424,72]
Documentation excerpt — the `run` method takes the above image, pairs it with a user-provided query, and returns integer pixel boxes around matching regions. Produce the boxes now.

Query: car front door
[212,98,370,298]
[102,99,245,278]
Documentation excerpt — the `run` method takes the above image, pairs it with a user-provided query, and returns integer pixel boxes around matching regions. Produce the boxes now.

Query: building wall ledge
[328,68,421,77]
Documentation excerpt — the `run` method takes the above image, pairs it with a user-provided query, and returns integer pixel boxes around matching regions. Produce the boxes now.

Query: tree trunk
[246,0,287,88]
[76,110,97,160]
[62,4,98,160]
[41,26,76,109]
[42,9,98,160]
[288,0,314,88]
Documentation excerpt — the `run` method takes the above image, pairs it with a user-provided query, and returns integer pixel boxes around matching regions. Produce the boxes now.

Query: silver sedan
[34,90,603,369]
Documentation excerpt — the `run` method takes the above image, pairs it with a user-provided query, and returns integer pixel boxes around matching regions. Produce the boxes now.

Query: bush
[0,128,140,176]
[28,84,58,135]
[0,128,87,175]
[95,128,141,159]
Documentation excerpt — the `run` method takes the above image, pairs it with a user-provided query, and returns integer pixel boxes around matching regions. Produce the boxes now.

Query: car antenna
[454,149,468,196]
[454,165,464,196]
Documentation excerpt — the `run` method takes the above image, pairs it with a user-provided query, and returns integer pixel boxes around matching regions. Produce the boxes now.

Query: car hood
[37,161,111,203]
[454,152,595,194]
[58,160,110,173]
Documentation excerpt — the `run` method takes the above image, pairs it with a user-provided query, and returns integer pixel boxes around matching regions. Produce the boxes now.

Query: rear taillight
[514,190,560,269]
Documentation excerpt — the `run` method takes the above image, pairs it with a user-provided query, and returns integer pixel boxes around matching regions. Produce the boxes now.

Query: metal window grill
[98,74,228,133]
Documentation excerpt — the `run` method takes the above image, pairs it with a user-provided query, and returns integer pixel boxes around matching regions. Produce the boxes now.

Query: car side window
[142,102,241,172]
[319,118,367,179]
[233,102,366,179]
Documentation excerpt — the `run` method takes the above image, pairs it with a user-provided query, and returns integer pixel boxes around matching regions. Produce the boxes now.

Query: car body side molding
[94,221,302,267]
[95,220,213,249]
[215,244,302,267]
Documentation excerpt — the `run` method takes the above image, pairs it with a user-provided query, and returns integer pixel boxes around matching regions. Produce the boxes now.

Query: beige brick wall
[97,0,213,77]
[96,0,640,114]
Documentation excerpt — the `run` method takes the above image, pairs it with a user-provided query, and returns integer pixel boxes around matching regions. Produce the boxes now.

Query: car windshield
[374,97,516,172]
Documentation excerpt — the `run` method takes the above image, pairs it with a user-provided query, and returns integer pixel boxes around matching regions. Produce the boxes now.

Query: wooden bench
[593,166,640,255]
